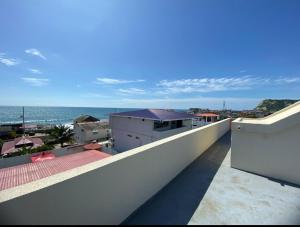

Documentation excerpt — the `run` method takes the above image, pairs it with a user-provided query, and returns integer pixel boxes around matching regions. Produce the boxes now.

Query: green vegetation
[0,138,3,151]
[50,125,74,147]
[6,144,55,157]
[255,99,299,113]
[8,131,17,139]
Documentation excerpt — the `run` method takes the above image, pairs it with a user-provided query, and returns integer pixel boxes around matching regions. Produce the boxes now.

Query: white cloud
[274,77,300,83]
[0,53,19,66]
[25,48,46,60]
[120,97,262,110]
[96,77,145,85]
[29,69,42,74]
[21,77,49,86]
[118,88,146,95]
[156,76,300,94]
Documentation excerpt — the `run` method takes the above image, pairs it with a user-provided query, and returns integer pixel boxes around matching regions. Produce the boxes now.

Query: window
[170,120,182,129]
[154,121,169,129]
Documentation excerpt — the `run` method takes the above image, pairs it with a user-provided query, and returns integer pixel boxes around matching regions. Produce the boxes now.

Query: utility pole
[22,106,25,135]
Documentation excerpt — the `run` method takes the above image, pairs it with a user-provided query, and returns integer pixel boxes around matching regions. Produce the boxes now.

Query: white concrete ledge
[0,119,230,225]
[231,102,300,185]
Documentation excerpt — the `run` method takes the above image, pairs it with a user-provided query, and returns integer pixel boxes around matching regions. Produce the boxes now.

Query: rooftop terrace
[124,133,300,225]
[0,116,299,225]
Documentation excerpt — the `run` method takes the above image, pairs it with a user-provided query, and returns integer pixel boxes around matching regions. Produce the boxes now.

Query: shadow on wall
[122,132,231,225]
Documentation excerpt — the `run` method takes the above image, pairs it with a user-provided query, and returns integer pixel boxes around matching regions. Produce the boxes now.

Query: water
[0,106,140,125]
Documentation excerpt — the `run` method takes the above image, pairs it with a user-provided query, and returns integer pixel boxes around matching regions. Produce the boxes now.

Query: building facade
[73,115,110,144]
[192,113,220,128]
[110,109,194,152]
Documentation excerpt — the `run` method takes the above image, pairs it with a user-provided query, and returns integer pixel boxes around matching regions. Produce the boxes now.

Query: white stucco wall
[0,119,230,225]
[74,123,110,144]
[231,101,300,185]
[110,116,193,152]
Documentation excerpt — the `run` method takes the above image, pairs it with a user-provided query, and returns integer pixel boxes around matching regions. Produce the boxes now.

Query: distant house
[73,115,110,144]
[0,123,23,136]
[1,136,44,156]
[109,109,194,152]
[193,113,220,127]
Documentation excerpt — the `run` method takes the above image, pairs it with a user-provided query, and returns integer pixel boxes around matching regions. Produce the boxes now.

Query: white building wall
[110,116,155,152]
[74,123,110,144]
[231,101,300,185]
[110,116,192,152]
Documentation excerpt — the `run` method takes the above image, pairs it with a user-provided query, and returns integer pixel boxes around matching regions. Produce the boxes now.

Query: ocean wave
[0,119,70,125]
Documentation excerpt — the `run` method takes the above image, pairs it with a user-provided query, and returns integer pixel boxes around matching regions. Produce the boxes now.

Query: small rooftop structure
[1,136,44,155]
[74,115,100,124]
[110,109,194,121]
[194,113,219,117]
[31,151,56,163]
[83,143,102,150]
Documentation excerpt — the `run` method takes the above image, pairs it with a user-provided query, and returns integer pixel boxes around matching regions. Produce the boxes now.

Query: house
[0,123,23,136]
[1,136,44,156]
[73,115,110,144]
[109,109,194,152]
[192,113,220,127]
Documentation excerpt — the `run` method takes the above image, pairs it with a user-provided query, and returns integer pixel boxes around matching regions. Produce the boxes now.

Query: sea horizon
[0,106,187,125]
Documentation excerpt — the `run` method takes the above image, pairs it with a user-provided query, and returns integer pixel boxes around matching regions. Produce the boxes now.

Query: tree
[8,131,17,139]
[0,138,3,150]
[50,125,74,147]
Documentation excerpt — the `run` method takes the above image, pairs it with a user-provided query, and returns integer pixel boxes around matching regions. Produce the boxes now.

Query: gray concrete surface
[123,132,231,225]
[123,132,300,225]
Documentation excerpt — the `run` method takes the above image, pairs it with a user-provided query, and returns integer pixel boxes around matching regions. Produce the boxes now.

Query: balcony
[152,125,191,139]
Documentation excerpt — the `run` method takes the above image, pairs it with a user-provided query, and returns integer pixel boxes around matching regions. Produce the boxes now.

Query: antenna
[223,100,226,111]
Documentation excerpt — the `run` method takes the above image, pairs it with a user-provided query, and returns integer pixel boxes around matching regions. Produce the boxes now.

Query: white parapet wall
[0,119,230,225]
[231,101,300,186]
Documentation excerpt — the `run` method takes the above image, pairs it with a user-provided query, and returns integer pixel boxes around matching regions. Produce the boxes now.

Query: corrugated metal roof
[110,109,194,121]
[0,150,111,191]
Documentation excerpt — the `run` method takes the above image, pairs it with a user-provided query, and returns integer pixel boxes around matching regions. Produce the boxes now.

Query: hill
[255,99,299,113]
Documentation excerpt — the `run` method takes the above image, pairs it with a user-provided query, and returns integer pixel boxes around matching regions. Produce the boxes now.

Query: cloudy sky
[0,0,299,110]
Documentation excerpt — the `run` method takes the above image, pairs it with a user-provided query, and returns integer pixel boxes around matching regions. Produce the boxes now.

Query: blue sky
[0,0,299,110]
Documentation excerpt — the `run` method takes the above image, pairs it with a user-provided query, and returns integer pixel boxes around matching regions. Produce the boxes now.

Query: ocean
[0,106,140,125]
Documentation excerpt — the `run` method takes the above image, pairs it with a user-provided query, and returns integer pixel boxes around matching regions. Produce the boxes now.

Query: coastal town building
[73,115,110,144]
[1,136,44,156]
[109,109,194,152]
[192,113,220,127]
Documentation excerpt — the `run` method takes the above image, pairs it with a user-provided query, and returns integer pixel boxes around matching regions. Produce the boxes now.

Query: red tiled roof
[0,150,112,191]
[1,136,44,155]
[83,143,102,150]
[31,151,56,163]
[194,113,219,117]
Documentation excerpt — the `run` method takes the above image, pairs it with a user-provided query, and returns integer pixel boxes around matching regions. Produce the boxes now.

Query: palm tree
[50,125,74,147]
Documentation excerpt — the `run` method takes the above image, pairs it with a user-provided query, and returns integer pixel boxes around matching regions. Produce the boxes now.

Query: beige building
[73,115,110,144]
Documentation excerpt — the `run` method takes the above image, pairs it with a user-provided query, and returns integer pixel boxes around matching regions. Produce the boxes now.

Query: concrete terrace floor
[123,132,300,225]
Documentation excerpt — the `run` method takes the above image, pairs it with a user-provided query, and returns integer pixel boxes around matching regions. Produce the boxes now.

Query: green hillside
[255,99,299,113]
